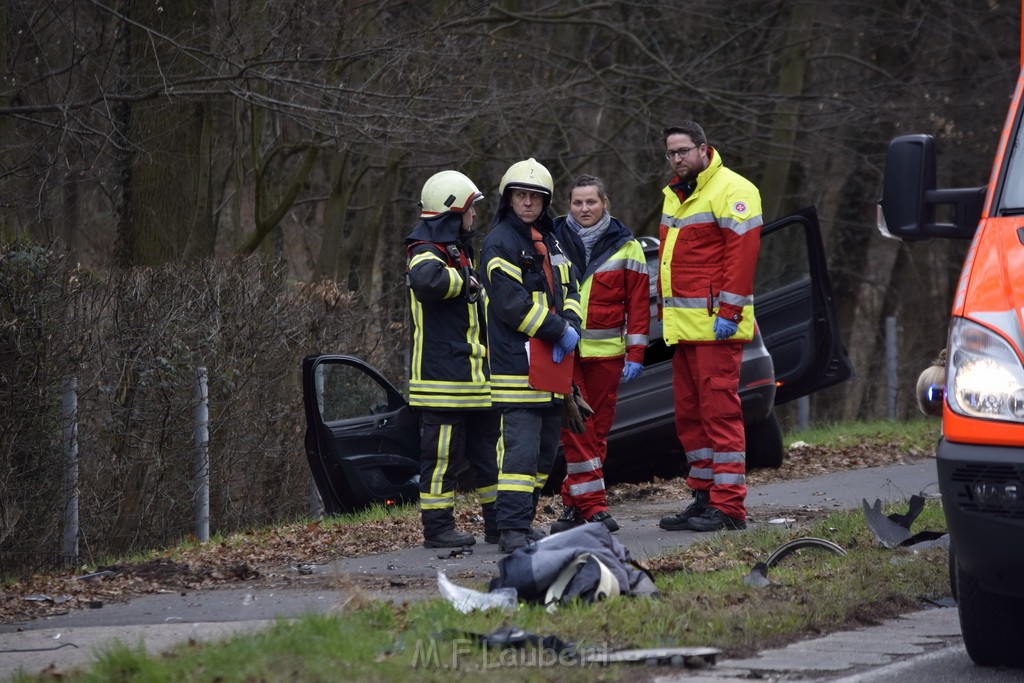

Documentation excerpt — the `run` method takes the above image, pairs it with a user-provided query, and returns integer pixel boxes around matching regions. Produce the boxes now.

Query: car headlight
[947,317,1024,422]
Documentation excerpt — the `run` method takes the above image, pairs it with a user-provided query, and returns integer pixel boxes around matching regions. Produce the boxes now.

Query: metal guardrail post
[194,367,210,542]
[61,376,79,563]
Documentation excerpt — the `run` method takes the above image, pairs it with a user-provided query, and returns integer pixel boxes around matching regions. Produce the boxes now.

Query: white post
[886,316,898,420]
[310,476,324,519]
[193,367,210,542]
[797,395,810,431]
[61,377,79,563]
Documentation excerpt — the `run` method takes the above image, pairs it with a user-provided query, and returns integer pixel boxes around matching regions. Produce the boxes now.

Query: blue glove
[622,361,643,383]
[552,325,580,363]
[713,317,738,340]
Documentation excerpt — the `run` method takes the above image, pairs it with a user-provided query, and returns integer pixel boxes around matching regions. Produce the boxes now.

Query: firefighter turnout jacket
[482,207,582,406]
[555,216,650,364]
[658,148,762,344]
[405,216,490,409]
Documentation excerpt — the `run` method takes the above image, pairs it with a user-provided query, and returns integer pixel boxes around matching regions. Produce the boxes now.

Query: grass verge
[18,501,950,683]
[787,418,941,452]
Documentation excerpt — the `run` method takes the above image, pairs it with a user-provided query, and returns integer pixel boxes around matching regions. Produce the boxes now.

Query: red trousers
[560,357,624,518]
[672,343,746,519]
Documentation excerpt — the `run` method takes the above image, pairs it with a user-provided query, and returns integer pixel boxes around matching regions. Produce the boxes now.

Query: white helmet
[419,170,484,219]
[499,158,553,197]
[544,552,620,612]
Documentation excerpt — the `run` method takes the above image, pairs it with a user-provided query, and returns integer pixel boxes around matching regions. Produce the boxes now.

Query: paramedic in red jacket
[655,121,762,533]
[549,175,650,535]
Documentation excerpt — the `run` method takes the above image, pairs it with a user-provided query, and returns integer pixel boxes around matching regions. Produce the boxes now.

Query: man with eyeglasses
[655,121,762,533]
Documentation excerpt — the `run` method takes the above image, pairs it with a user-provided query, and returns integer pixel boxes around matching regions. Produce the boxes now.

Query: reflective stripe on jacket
[406,242,491,408]
[658,148,762,344]
[556,217,650,363]
[482,211,582,406]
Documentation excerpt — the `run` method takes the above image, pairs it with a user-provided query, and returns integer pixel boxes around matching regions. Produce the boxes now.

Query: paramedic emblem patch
[734,201,747,214]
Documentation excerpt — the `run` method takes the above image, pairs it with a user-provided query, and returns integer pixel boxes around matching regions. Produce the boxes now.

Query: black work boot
[587,510,620,533]
[550,506,584,534]
[659,489,711,531]
[498,529,530,554]
[686,507,747,532]
[423,529,477,548]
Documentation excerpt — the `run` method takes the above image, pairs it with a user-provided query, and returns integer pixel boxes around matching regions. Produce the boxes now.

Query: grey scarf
[566,211,612,262]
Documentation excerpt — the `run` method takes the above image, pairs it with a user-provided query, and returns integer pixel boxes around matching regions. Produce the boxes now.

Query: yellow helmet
[499,158,553,197]
[419,170,484,219]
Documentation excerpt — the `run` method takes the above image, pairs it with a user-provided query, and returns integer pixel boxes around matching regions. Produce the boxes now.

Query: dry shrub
[1,241,406,575]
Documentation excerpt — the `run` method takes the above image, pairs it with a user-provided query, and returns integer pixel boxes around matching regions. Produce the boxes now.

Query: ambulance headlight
[947,318,1024,422]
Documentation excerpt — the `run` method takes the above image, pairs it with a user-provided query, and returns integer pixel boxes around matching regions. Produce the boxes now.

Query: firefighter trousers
[496,405,561,532]
[559,357,624,518]
[671,342,747,519]
[418,408,499,538]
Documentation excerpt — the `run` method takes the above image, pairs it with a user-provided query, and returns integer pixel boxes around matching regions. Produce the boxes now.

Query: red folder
[527,337,574,394]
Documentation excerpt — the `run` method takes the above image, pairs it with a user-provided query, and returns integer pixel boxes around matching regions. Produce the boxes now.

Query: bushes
[0,241,405,575]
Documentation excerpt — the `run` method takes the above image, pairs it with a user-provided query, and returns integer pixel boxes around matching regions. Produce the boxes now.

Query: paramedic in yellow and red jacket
[654,121,762,534]
[549,174,650,536]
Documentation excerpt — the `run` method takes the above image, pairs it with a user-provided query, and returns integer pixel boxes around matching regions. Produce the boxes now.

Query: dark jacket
[481,198,582,406]
[405,214,489,409]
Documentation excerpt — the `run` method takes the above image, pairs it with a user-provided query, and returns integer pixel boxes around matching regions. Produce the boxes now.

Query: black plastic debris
[437,546,473,560]
[443,627,721,669]
[446,626,576,657]
[766,537,847,568]
[862,498,913,548]
[743,561,771,588]
[887,494,925,530]
[862,496,949,550]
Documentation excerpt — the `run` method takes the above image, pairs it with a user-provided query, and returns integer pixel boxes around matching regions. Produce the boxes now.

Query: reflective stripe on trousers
[418,408,500,537]
[672,343,747,520]
[559,357,624,518]
[496,406,561,531]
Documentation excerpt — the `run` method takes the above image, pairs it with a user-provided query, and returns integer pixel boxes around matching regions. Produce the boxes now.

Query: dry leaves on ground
[0,442,932,625]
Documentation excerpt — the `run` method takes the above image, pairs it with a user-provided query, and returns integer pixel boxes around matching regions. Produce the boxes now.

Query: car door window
[314,362,391,423]
[755,221,811,295]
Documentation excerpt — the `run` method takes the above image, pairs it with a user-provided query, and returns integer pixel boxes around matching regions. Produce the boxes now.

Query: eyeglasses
[665,146,698,160]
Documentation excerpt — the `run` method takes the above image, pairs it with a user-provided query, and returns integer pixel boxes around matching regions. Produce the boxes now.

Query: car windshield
[999,116,1024,212]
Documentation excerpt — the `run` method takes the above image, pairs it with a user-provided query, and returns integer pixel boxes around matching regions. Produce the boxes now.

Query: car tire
[745,410,784,469]
[956,560,1024,666]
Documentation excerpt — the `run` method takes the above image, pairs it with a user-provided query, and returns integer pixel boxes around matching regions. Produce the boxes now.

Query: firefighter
[549,174,650,535]
[655,121,763,533]
[406,170,499,548]
[481,158,583,553]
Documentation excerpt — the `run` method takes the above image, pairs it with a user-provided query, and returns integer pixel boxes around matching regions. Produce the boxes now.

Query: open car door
[755,206,853,403]
[302,355,419,514]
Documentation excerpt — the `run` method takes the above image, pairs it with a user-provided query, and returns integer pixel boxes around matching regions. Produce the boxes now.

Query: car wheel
[956,560,1024,666]
[745,410,784,469]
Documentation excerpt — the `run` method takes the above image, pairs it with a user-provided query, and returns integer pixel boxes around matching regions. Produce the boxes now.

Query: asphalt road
[3,460,1017,681]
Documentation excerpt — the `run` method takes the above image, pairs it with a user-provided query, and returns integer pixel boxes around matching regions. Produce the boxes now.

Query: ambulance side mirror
[877,134,983,241]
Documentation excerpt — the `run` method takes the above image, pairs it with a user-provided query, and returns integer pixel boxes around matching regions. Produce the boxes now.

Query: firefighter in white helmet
[481,158,583,553]
[406,170,498,548]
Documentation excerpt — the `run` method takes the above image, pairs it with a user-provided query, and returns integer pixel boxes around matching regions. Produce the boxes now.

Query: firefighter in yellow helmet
[481,158,583,553]
[406,170,498,548]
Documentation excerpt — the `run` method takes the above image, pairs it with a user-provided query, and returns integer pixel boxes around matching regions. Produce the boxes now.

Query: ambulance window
[1001,130,1024,210]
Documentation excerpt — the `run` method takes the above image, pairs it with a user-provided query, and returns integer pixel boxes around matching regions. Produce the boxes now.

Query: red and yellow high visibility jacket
[554,216,650,364]
[658,148,762,344]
